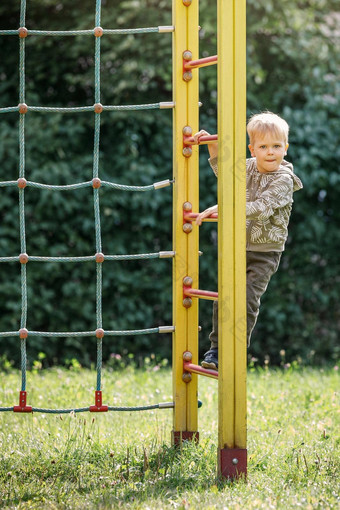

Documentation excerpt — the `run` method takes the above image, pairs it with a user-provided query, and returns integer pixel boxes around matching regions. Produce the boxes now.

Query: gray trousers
[209,251,282,348]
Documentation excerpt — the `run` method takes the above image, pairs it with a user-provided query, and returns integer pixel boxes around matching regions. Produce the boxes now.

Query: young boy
[193,112,303,370]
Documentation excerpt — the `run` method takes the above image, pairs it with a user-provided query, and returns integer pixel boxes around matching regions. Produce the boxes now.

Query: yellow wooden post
[172,0,199,442]
[217,0,247,477]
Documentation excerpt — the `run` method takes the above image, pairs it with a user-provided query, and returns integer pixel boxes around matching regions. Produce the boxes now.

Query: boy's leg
[202,251,282,364]
[209,300,219,349]
[201,300,219,370]
[246,251,281,344]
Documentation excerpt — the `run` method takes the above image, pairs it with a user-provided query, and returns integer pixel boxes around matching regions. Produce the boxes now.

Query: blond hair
[247,112,289,146]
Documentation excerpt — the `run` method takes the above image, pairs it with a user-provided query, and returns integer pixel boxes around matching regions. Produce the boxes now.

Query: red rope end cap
[19,253,29,264]
[92,178,102,189]
[19,328,28,339]
[18,27,28,38]
[18,103,28,114]
[94,27,103,37]
[95,328,105,339]
[17,178,27,189]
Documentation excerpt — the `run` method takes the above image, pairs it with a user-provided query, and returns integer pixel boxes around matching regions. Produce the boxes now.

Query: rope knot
[95,252,105,263]
[94,27,103,37]
[17,178,27,189]
[96,328,105,339]
[18,27,28,38]
[19,253,29,264]
[18,103,28,114]
[92,178,102,189]
[94,103,103,114]
[19,328,28,339]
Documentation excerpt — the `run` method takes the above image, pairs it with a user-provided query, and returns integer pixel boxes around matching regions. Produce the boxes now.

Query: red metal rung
[89,390,108,412]
[13,391,32,413]
[184,287,218,301]
[184,361,218,380]
[184,134,218,145]
[183,276,218,301]
[183,211,218,222]
[184,55,218,70]
[218,448,247,480]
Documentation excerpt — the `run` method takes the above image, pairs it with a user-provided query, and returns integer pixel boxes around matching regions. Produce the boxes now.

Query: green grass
[0,364,339,509]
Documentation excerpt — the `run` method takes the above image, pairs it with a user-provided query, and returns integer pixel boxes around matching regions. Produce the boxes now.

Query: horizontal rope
[0,27,171,37]
[0,402,174,413]
[0,103,166,114]
[0,181,18,187]
[0,106,19,113]
[0,401,206,414]
[0,327,174,338]
[0,253,166,263]
[0,179,171,192]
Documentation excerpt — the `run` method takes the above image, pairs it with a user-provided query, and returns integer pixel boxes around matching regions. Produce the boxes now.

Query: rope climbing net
[0,0,175,414]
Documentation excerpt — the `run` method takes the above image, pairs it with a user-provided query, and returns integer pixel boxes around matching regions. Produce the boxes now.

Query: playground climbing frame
[0,0,247,479]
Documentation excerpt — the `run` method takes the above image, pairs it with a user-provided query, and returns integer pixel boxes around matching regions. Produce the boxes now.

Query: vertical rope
[19,0,27,392]
[94,0,103,392]
[20,0,26,32]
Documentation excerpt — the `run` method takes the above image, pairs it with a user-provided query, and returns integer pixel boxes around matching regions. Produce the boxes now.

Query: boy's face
[248,134,288,174]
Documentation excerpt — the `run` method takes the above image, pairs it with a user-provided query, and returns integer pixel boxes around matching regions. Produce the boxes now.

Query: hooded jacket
[209,156,303,252]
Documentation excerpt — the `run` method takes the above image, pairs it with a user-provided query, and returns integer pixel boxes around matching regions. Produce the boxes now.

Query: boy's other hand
[193,129,211,144]
[195,205,218,225]
[193,130,218,159]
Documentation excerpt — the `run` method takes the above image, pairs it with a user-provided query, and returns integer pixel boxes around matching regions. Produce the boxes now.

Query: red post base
[172,431,199,444]
[13,391,32,413]
[89,390,108,412]
[218,448,247,480]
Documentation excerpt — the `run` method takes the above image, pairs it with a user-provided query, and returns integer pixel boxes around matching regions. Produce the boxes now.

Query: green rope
[0,106,19,113]
[0,402,204,414]
[94,0,103,393]
[102,104,161,111]
[0,181,18,187]
[0,403,173,413]
[0,179,171,192]
[20,0,26,25]
[0,27,161,37]
[19,0,27,393]
[0,103,164,114]
[0,327,171,338]
[0,252,168,263]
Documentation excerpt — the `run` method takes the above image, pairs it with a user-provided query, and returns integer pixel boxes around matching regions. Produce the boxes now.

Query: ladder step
[183,361,218,380]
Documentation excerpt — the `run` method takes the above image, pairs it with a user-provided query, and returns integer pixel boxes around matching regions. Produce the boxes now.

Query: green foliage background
[0,0,339,366]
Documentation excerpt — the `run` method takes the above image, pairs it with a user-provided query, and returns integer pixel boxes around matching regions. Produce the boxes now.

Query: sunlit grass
[0,365,339,509]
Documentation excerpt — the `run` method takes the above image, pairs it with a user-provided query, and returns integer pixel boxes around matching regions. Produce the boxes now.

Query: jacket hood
[277,159,303,192]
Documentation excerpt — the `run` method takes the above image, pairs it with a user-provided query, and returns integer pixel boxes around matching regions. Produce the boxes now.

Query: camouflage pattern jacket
[209,156,303,252]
